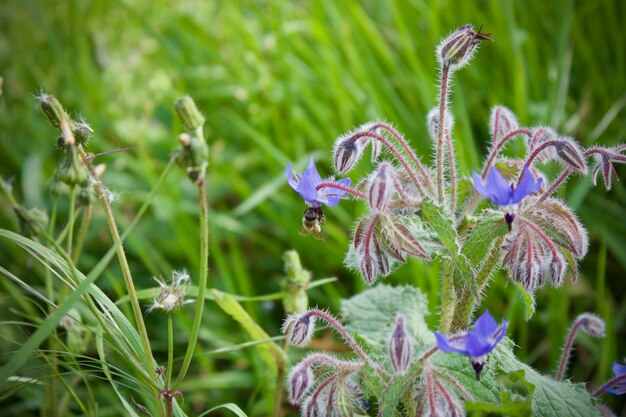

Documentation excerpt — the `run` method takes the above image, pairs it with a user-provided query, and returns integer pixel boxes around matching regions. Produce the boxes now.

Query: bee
[301,206,325,238]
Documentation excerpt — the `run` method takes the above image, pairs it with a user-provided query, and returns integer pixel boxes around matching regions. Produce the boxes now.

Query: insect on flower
[285,158,351,237]
[473,166,542,231]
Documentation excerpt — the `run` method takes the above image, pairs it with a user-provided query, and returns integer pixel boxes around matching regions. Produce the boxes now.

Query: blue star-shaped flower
[434,310,507,379]
[285,159,350,207]
[605,361,626,395]
[472,166,542,228]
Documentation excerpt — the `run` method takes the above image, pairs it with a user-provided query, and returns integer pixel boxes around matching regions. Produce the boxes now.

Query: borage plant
[283,24,625,417]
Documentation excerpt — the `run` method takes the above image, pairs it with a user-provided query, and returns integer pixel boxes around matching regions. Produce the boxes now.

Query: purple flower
[286,159,351,207]
[605,361,626,395]
[473,166,542,229]
[434,310,507,379]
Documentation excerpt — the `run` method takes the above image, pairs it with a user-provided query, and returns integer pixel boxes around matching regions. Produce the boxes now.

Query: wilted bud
[367,162,394,211]
[14,206,48,238]
[333,138,362,174]
[283,313,315,347]
[389,315,412,374]
[147,270,193,313]
[175,96,205,133]
[38,94,71,130]
[489,106,519,141]
[287,363,314,405]
[576,313,606,338]
[437,24,491,70]
[427,108,454,141]
[555,138,588,174]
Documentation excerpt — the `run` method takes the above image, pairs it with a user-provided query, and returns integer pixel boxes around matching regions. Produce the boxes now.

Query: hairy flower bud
[576,313,606,338]
[333,139,361,174]
[175,96,205,133]
[56,146,88,186]
[389,315,412,374]
[556,138,588,174]
[287,363,313,405]
[489,106,519,141]
[367,162,394,212]
[437,24,491,70]
[283,313,315,347]
[427,108,454,141]
[38,93,71,130]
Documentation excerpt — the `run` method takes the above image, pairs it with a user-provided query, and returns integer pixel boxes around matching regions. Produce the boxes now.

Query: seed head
[147,270,193,313]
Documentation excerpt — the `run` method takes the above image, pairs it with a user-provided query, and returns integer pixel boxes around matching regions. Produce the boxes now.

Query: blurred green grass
[0,0,625,415]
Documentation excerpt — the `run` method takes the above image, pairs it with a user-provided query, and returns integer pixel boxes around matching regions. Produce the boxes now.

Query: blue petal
[473,310,497,339]
[434,332,468,356]
[512,166,542,204]
[285,162,299,190]
[612,361,626,377]
[303,158,323,185]
[472,171,490,197]
[492,319,507,347]
[486,168,513,206]
[465,331,492,358]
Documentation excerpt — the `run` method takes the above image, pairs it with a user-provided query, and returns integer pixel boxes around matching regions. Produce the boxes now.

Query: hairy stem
[439,261,456,333]
[481,128,534,177]
[174,177,210,388]
[445,129,457,216]
[167,313,174,389]
[593,373,626,397]
[316,181,366,199]
[555,319,584,381]
[436,64,450,205]
[368,122,435,193]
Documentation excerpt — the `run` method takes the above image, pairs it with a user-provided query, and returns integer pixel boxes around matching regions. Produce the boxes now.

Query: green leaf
[465,369,532,416]
[211,289,285,377]
[461,209,508,268]
[197,403,249,417]
[341,285,431,353]
[493,341,601,417]
[421,199,477,298]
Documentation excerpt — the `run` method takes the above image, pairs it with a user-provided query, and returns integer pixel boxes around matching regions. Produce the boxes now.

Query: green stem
[166,313,174,389]
[72,203,92,264]
[438,260,456,333]
[76,146,155,377]
[450,236,505,332]
[273,338,289,417]
[67,185,76,256]
[174,177,209,389]
[436,64,451,205]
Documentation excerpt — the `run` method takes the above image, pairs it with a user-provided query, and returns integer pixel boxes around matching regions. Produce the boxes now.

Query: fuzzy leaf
[421,199,477,298]
[516,283,536,320]
[493,341,601,417]
[341,285,431,353]
[465,368,532,416]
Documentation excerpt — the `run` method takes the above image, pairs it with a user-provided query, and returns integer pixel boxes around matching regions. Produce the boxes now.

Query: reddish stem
[482,128,534,177]
[593,373,626,397]
[368,122,435,193]
[555,319,584,381]
[348,131,426,196]
[316,182,366,199]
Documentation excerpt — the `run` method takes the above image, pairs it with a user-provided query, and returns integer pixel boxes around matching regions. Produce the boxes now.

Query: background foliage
[0,0,625,415]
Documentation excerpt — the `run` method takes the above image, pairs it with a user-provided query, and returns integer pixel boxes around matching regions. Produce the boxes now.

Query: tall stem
[76,147,155,377]
[556,319,584,381]
[67,185,76,256]
[436,65,451,205]
[445,130,457,215]
[72,204,92,263]
[166,313,174,389]
[174,177,209,388]
[439,261,456,333]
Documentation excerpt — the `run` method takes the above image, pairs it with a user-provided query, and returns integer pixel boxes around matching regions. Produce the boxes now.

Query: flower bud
[38,94,71,130]
[367,162,394,212]
[175,96,205,133]
[333,138,362,174]
[576,313,606,338]
[287,363,313,405]
[437,24,491,70]
[489,106,519,141]
[389,315,412,374]
[283,313,315,347]
[556,138,588,174]
[426,108,454,141]
[73,120,94,145]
